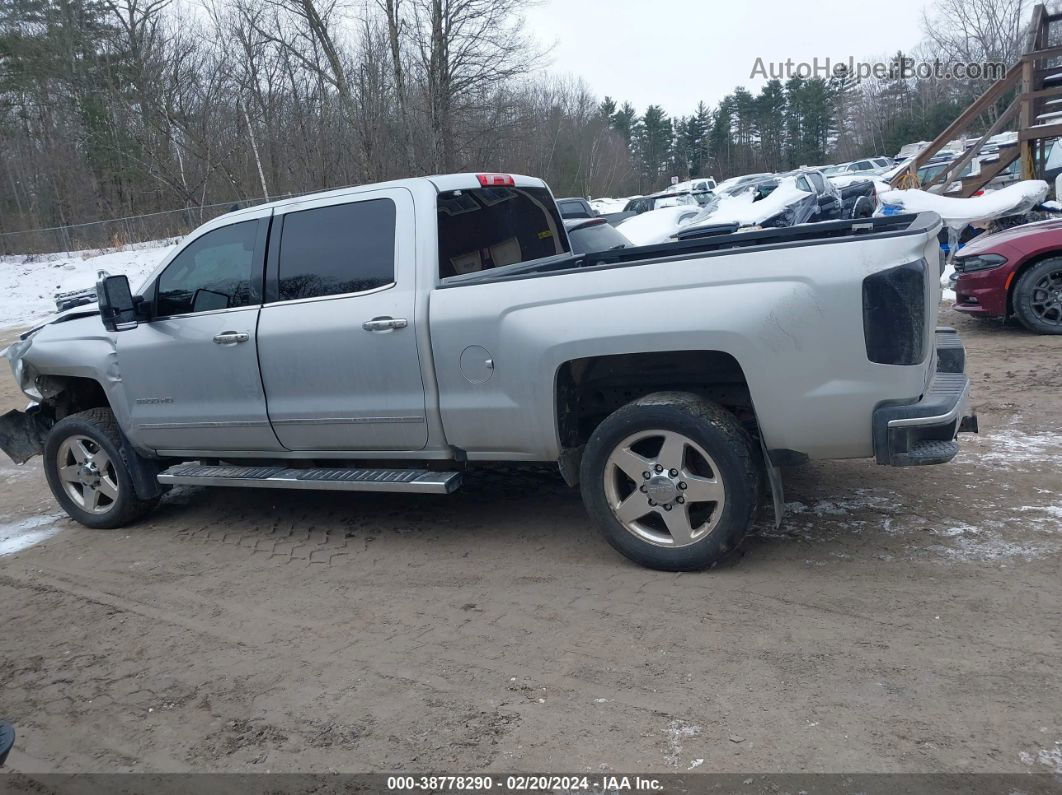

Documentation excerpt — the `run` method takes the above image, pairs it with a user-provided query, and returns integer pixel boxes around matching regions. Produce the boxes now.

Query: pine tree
[598,96,617,121]
[708,97,734,177]
[754,79,786,171]
[692,101,712,177]
[611,101,637,143]
[632,104,672,191]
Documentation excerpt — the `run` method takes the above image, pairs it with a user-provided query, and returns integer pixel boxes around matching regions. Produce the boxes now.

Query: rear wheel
[1013,258,1062,334]
[580,392,761,571]
[44,408,159,529]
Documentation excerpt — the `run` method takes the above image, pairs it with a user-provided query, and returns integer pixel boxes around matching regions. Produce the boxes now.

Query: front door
[256,188,428,451]
[118,217,282,453]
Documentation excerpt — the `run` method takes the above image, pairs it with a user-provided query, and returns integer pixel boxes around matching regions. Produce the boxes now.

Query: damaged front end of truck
[0,330,54,463]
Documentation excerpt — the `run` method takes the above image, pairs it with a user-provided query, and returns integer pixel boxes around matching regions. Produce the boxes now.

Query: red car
[952,218,1062,334]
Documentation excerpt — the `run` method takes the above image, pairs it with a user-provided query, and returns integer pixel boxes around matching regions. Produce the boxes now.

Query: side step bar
[157,464,462,494]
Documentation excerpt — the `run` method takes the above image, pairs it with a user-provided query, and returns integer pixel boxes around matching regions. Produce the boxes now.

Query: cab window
[276,199,396,301]
[155,221,260,317]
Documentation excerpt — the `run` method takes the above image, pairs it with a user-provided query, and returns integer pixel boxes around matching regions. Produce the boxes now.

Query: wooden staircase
[890,3,1062,197]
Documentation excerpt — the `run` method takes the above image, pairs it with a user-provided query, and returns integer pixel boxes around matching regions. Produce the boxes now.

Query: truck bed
[440,212,940,287]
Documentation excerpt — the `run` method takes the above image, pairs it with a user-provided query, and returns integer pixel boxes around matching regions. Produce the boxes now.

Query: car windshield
[566,221,630,254]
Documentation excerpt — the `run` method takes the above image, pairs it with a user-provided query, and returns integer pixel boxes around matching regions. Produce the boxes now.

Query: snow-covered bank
[0,239,176,329]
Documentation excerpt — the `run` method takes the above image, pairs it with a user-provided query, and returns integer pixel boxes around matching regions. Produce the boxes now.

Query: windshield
[567,222,630,254]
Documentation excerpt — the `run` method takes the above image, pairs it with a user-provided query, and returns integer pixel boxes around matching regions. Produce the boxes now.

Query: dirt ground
[0,307,1059,777]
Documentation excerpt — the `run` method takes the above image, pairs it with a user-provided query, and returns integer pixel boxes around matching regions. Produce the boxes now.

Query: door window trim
[150,217,269,322]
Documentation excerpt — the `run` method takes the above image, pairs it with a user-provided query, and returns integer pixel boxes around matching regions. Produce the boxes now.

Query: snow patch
[0,514,65,556]
[940,264,956,301]
[933,535,1045,562]
[0,239,177,329]
[664,719,702,768]
[784,489,900,518]
[965,427,1062,467]
[618,206,702,246]
[589,197,633,215]
[1019,743,1062,774]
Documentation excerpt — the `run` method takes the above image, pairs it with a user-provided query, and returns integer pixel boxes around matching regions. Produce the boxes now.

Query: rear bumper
[872,329,977,466]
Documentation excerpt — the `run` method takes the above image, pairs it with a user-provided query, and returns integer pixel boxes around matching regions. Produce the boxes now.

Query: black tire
[43,408,160,529]
[579,392,761,571]
[1013,257,1062,334]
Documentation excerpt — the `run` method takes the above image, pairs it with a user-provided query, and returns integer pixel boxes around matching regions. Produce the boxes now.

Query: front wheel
[579,392,761,571]
[1013,258,1062,334]
[43,408,159,529]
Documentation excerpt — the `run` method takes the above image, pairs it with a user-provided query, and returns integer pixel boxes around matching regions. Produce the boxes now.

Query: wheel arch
[553,349,761,484]
[36,374,112,419]
[1006,251,1062,315]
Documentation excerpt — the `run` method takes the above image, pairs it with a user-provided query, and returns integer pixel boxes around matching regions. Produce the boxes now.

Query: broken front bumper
[0,405,48,464]
[872,328,978,467]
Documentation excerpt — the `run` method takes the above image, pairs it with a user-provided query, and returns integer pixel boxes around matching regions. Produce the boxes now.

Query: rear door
[256,188,428,451]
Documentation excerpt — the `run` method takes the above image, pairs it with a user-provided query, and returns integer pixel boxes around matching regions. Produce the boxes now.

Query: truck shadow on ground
[133,456,1029,570]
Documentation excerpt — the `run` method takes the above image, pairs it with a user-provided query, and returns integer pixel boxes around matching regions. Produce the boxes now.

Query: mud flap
[0,409,47,464]
[758,435,785,529]
[118,432,165,500]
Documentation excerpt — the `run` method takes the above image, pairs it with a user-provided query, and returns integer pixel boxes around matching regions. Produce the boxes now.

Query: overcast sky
[523,0,933,118]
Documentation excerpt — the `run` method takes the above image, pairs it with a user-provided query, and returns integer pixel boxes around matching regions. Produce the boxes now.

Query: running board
[157,464,462,494]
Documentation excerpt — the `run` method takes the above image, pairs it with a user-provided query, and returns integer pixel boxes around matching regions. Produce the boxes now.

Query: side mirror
[97,273,139,332]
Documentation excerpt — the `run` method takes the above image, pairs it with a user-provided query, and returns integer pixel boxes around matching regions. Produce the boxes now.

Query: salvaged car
[828,176,878,219]
[676,168,843,236]
[562,217,631,254]
[0,173,977,571]
[622,191,711,214]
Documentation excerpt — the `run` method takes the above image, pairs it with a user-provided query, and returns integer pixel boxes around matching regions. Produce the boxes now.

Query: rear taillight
[862,260,927,365]
[476,173,515,187]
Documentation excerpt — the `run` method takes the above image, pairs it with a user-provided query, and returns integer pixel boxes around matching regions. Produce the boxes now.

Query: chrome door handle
[213,331,250,345]
[362,317,408,332]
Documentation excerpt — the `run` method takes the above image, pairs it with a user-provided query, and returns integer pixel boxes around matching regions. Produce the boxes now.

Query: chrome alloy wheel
[602,429,726,548]
[55,434,119,514]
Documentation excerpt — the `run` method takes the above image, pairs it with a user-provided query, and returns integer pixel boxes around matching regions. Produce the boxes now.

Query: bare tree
[377,0,416,171]
[408,0,542,171]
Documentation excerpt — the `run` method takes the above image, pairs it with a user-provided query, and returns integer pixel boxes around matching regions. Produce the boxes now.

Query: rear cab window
[558,200,591,219]
[437,186,568,279]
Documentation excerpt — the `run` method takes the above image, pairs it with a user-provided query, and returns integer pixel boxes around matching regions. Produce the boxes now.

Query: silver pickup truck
[0,173,976,571]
